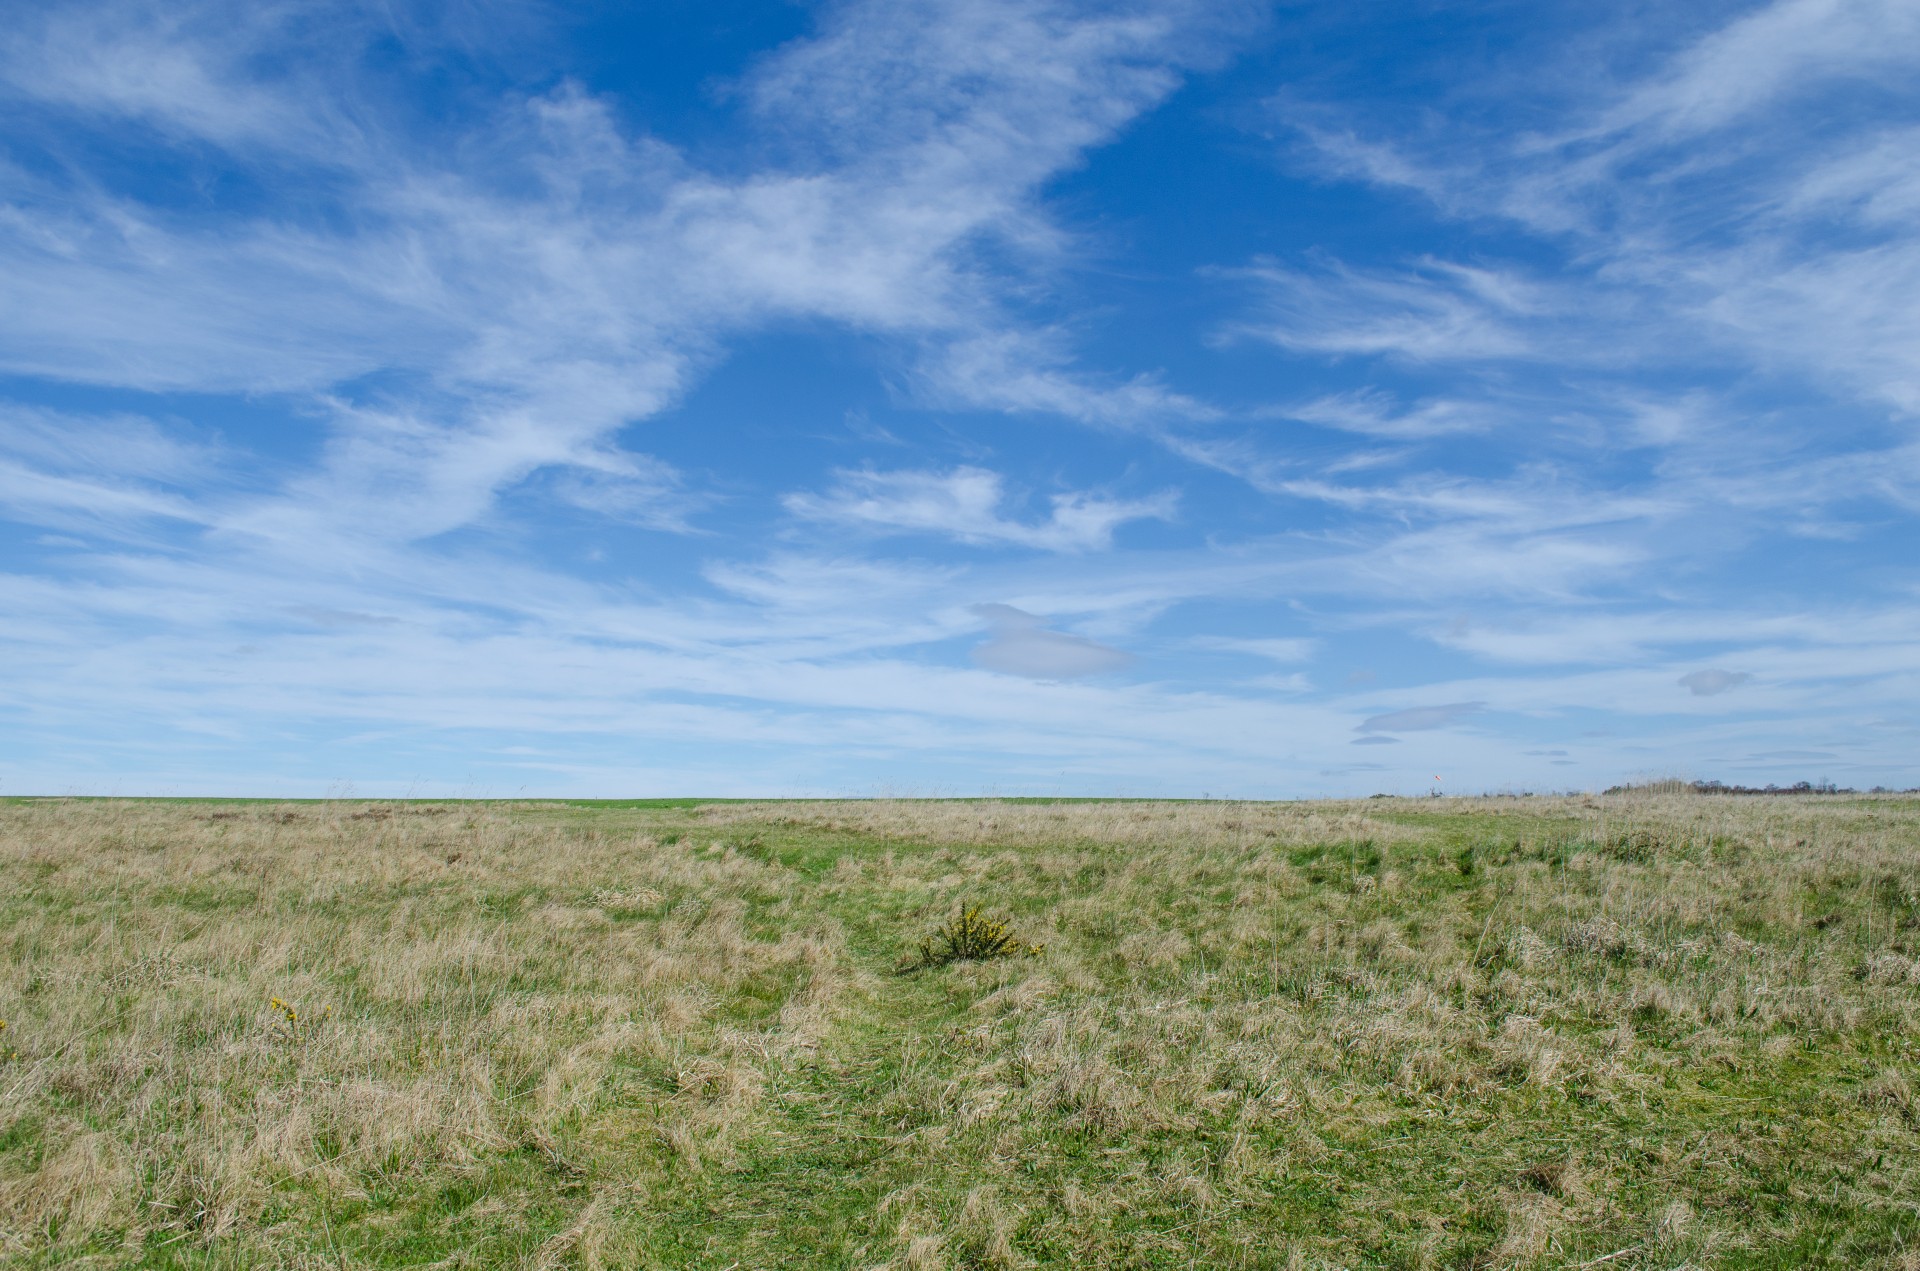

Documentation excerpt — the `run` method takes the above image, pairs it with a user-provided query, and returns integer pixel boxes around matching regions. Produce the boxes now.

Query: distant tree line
[1602,779,1919,796]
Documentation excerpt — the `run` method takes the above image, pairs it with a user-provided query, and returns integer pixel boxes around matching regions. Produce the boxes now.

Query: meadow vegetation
[1,792,1918,1268]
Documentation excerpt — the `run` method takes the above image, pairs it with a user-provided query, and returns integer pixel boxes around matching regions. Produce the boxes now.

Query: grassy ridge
[1,795,1918,1267]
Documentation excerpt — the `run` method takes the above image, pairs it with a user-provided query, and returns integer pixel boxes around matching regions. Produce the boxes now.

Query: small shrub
[915,904,1042,969]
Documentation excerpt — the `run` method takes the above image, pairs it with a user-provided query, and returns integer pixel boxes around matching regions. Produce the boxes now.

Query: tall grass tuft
[915,903,1042,968]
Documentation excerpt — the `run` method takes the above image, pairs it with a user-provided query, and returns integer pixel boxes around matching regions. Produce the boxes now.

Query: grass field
[2,793,1919,1268]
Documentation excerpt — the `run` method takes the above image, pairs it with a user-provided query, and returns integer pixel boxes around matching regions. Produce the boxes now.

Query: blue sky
[3,0,1918,797]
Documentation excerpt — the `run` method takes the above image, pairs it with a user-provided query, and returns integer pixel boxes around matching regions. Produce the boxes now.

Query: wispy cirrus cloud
[1283,389,1495,438]
[1271,0,1920,416]
[0,0,1237,558]
[916,329,1223,432]
[1227,256,1549,362]
[1191,636,1317,663]
[786,466,1175,552]
[1589,0,1920,143]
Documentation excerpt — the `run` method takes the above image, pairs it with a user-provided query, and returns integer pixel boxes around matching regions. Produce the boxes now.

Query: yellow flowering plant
[915,904,1043,969]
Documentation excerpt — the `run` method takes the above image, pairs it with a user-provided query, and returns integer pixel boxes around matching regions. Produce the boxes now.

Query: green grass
[2,794,1919,1267]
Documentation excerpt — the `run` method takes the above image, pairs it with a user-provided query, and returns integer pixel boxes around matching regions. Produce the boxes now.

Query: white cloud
[1284,390,1494,438]
[1427,606,1920,666]
[0,0,1237,568]
[786,466,1174,552]
[545,449,701,532]
[1594,0,1920,142]
[1273,0,1920,422]
[0,407,233,535]
[1781,127,1920,227]
[1193,636,1318,663]
[1228,257,1548,362]
[746,0,1206,174]
[918,329,1222,431]
[0,1,369,155]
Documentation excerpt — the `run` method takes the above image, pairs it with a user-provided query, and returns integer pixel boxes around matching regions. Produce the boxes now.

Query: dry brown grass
[0,800,855,1266]
[697,796,1430,849]
[2,792,1918,1267]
